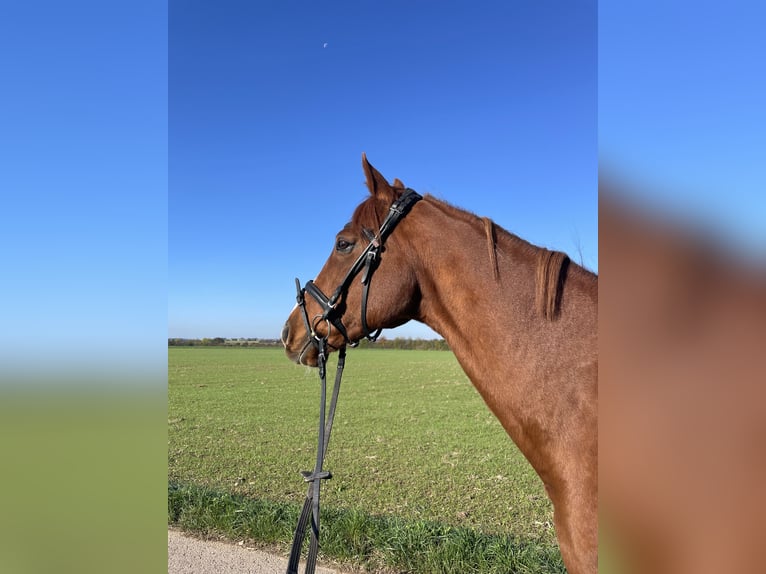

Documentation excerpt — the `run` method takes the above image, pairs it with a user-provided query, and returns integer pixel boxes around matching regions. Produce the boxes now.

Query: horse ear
[361,152,395,200]
[392,178,405,189]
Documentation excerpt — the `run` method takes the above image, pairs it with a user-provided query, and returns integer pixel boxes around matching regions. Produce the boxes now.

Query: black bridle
[286,188,421,574]
[295,187,423,349]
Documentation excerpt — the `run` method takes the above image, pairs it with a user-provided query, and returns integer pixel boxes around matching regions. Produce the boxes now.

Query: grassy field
[168,347,563,572]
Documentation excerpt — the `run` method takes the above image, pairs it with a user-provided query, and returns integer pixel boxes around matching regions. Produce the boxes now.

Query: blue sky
[600,1,766,258]
[169,0,597,339]
[1,2,167,381]
[0,1,762,378]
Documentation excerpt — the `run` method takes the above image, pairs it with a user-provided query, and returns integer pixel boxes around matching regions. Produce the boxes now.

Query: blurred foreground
[0,388,167,574]
[599,178,766,573]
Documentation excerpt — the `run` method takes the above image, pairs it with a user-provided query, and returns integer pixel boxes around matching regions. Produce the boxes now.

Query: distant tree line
[168,338,281,347]
[168,336,449,350]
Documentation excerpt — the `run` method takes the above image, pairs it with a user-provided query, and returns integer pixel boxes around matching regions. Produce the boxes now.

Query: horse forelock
[350,184,410,235]
[351,195,384,234]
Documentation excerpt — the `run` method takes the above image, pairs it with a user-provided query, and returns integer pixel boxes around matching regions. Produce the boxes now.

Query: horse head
[282,154,422,366]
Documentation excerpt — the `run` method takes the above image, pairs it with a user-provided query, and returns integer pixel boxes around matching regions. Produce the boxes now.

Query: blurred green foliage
[0,389,167,574]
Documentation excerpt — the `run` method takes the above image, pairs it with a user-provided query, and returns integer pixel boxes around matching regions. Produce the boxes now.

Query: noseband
[294,187,422,348]
[286,188,421,574]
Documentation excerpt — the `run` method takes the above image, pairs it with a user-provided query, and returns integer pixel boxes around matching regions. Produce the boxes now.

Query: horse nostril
[281,322,290,345]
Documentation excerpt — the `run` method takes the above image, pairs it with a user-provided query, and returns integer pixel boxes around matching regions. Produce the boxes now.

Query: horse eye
[335,238,353,253]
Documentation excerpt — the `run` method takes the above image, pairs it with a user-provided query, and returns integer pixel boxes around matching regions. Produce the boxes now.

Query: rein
[286,188,421,574]
[285,333,344,574]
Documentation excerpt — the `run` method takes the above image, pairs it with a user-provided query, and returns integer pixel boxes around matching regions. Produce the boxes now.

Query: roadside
[168,529,340,574]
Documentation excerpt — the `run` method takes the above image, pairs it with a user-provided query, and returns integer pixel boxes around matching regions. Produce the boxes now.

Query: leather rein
[286,188,421,574]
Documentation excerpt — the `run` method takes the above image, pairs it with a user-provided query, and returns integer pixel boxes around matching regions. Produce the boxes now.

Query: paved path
[168,529,340,574]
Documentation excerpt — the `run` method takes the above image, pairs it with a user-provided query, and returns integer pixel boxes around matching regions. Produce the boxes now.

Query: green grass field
[168,347,564,572]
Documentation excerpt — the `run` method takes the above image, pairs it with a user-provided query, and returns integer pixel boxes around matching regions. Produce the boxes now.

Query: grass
[168,347,563,572]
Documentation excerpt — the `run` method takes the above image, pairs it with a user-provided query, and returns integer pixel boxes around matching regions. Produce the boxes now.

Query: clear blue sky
[1,2,167,381]
[2,1,763,376]
[600,1,766,258]
[169,0,598,339]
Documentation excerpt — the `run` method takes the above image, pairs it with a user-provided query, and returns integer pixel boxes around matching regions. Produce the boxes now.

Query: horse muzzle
[281,316,320,366]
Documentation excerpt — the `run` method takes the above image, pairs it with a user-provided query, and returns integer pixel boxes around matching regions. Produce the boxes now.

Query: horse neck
[406,198,598,453]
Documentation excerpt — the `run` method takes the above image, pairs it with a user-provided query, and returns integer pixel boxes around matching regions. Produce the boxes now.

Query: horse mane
[535,249,570,320]
[481,211,570,321]
[353,191,574,321]
[482,213,570,320]
[481,217,500,281]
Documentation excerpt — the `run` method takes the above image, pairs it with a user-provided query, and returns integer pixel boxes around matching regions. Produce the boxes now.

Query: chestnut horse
[282,155,597,574]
